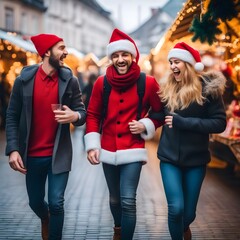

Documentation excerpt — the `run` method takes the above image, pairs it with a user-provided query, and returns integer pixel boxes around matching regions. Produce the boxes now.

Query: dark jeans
[26,156,69,240]
[160,161,206,240]
[102,162,142,240]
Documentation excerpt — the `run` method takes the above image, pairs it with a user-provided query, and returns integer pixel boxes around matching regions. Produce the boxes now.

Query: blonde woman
[151,42,226,240]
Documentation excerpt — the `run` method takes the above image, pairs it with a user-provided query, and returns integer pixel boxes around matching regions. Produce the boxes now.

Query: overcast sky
[97,0,168,33]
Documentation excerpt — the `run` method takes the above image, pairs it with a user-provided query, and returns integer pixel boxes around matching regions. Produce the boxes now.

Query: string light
[0,38,38,86]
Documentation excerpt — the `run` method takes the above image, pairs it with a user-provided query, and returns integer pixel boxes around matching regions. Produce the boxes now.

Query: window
[5,7,14,31]
[20,12,28,34]
[31,15,39,34]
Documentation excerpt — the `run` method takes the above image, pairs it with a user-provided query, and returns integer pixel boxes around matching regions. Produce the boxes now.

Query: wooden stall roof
[167,0,240,42]
[152,0,240,63]
[168,0,201,41]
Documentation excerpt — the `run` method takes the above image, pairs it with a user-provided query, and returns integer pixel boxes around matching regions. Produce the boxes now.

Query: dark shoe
[41,215,49,240]
[113,227,121,240]
[184,227,192,240]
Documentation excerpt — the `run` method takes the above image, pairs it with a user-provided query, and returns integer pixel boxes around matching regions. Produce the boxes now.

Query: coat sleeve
[85,76,104,134]
[70,76,86,126]
[5,77,23,155]
[148,109,166,122]
[173,96,226,134]
[148,77,165,127]
[84,77,104,151]
[139,76,165,140]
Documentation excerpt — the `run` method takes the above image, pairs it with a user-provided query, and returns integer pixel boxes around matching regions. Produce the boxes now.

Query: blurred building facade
[0,0,46,35]
[43,0,114,57]
[0,0,114,57]
[0,0,115,93]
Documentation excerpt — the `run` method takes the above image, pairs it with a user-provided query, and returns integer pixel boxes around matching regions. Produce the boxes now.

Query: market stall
[0,30,39,87]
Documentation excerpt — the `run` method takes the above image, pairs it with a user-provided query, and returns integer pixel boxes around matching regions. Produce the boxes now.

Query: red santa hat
[107,28,139,63]
[31,34,63,57]
[168,42,204,71]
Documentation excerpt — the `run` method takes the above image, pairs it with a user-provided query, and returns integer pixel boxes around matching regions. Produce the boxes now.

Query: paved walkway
[0,128,239,239]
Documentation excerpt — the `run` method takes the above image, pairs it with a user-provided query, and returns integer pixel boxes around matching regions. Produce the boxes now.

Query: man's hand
[53,105,79,124]
[87,149,100,165]
[128,120,146,134]
[9,151,27,174]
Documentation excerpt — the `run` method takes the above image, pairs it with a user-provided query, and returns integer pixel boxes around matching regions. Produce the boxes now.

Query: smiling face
[111,51,133,75]
[48,41,68,69]
[169,58,186,82]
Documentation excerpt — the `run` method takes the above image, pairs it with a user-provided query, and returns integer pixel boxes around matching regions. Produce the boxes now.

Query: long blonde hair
[160,63,205,112]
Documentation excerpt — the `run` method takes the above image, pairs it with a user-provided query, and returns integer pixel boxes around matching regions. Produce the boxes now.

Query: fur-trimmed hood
[202,70,226,98]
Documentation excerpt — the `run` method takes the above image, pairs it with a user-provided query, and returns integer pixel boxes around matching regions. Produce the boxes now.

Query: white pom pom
[194,62,204,71]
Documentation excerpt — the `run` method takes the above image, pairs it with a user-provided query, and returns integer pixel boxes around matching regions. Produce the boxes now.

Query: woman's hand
[165,115,173,128]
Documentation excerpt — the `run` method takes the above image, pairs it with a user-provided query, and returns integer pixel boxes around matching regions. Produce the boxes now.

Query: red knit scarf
[106,61,141,90]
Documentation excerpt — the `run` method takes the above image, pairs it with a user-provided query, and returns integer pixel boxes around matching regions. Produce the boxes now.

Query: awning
[67,47,84,59]
[0,29,36,53]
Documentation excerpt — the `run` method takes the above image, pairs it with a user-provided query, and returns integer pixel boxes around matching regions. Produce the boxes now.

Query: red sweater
[28,66,59,157]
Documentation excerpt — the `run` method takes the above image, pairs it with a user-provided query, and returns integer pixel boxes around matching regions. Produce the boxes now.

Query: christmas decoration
[208,0,238,21]
[189,12,222,45]
[189,0,239,45]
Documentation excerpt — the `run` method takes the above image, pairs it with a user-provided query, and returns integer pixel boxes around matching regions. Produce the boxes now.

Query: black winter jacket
[153,71,227,167]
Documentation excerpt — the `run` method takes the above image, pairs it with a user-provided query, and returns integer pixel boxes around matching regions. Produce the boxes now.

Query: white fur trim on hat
[168,49,196,65]
[139,118,156,140]
[84,132,101,152]
[168,49,204,71]
[107,39,137,59]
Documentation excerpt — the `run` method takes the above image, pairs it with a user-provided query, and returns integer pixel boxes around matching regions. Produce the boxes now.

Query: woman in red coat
[84,28,164,240]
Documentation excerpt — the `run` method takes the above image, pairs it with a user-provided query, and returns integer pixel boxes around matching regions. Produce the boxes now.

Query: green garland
[189,0,239,45]
[208,0,238,21]
[189,12,222,45]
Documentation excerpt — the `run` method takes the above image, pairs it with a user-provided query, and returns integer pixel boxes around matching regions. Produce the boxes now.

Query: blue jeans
[102,162,142,240]
[26,156,69,240]
[160,162,206,240]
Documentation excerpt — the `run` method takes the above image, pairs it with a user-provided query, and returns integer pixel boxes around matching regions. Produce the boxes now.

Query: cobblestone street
[0,128,240,239]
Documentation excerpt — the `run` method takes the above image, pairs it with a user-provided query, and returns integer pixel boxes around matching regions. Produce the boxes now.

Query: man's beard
[49,51,61,69]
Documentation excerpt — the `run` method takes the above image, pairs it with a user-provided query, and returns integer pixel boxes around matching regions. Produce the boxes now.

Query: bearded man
[5,34,86,240]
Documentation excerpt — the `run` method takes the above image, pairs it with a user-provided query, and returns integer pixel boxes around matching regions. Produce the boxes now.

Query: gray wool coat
[5,64,86,174]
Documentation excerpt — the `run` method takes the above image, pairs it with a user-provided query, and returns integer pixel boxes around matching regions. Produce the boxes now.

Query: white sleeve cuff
[84,132,101,152]
[139,118,156,140]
